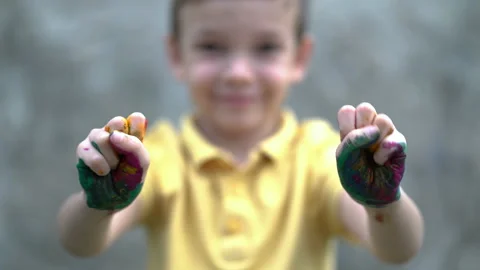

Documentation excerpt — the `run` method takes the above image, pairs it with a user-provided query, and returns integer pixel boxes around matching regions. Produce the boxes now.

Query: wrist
[356,186,402,209]
[78,191,116,217]
[363,187,403,222]
[77,159,144,211]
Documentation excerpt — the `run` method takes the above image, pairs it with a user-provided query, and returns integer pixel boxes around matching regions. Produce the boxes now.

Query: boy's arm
[334,103,424,263]
[338,189,424,264]
[58,112,152,257]
[57,191,143,257]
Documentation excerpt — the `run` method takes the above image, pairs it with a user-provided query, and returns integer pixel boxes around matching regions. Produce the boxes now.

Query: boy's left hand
[335,102,407,208]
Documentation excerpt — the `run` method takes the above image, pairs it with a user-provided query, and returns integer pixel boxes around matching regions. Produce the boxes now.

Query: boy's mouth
[218,94,256,107]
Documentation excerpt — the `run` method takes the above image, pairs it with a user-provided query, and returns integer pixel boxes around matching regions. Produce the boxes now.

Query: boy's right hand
[76,112,150,211]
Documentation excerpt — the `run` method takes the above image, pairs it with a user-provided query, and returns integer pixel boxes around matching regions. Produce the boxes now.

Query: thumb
[109,131,150,170]
[336,126,380,160]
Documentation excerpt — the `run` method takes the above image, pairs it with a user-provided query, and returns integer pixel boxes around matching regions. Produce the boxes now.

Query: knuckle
[113,133,141,151]
[111,116,125,121]
[107,116,125,126]
[127,134,142,146]
[89,154,107,168]
[106,116,129,132]
[90,130,110,146]
[97,130,111,141]
[88,128,104,141]
[128,137,149,165]
[76,140,90,156]
[376,114,391,123]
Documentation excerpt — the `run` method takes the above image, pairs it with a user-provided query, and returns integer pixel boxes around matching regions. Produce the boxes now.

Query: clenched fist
[336,103,407,207]
[76,112,150,211]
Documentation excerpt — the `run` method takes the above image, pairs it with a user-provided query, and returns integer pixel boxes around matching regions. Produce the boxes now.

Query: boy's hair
[169,0,308,42]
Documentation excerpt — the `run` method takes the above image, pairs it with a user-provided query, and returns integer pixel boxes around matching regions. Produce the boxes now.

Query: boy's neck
[194,115,282,166]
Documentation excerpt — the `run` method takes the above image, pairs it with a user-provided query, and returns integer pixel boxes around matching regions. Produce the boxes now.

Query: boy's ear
[165,35,184,80]
[292,34,314,82]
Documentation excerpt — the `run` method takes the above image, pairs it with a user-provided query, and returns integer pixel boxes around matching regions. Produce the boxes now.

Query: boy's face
[168,0,312,135]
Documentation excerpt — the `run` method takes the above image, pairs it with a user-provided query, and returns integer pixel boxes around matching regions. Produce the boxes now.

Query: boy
[57,0,424,269]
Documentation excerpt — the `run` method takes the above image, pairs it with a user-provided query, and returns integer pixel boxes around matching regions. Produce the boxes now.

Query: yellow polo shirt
[138,111,355,270]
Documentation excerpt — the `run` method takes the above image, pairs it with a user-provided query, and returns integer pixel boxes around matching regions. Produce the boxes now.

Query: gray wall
[1,0,479,269]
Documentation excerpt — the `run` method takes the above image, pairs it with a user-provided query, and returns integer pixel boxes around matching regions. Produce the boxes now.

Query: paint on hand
[105,118,130,134]
[127,115,148,142]
[368,127,394,152]
[374,213,385,223]
[77,141,144,210]
[78,116,148,210]
[336,128,406,207]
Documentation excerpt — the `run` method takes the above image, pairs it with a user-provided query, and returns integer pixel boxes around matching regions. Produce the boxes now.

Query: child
[57,0,424,269]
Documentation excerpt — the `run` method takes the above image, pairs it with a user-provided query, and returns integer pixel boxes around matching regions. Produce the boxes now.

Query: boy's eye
[256,43,280,54]
[196,43,225,53]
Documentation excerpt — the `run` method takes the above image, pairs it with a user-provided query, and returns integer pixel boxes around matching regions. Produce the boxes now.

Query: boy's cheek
[189,61,219,79]
[259,65,292,85]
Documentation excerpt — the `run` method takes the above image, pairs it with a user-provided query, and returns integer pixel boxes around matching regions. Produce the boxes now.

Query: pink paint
[382,141,399,150]
[374,213,384,223]
[110,140,144,191]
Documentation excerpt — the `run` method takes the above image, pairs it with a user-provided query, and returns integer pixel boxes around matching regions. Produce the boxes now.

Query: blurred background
[1,0,480,269]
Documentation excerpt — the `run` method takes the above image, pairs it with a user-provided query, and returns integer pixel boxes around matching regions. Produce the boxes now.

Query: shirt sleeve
[137,132,161,226]
[303,120,360,244]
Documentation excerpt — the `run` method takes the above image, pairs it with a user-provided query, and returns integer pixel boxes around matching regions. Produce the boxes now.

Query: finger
[127,112,148,142]
[355,102,377,128]
[104,116,129,134]
[337,105,356,141]
[370,114,395,151]
[109,131,150,170]
[88,128,120,168]
[76,138,110,176]
[336,126,380,160]
[373,113,395,142]
[373,130,407,165]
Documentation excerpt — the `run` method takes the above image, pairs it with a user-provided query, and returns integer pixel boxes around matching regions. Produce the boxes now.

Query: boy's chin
[214,113,264,135]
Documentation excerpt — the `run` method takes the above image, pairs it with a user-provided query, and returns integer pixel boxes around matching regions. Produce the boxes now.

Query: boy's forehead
[179,0,299,33]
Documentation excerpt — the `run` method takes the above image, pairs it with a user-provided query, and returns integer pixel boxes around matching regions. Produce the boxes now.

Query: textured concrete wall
[1,0,480,269]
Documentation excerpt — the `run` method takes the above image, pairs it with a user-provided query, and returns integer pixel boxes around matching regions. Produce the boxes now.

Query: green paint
[76,141,143,210]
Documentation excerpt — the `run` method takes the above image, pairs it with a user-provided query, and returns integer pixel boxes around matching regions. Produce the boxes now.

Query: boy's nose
[224,56,254,87]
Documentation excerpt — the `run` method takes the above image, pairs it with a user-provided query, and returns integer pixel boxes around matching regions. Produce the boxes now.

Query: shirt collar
[259,110,298,161]
[180,110,298,168]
